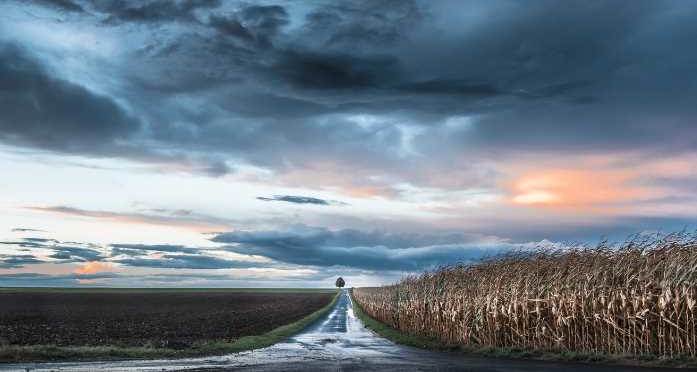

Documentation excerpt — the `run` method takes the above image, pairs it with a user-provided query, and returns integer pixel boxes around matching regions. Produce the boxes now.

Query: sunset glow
[74,262,114,275]
[510,169,645,209]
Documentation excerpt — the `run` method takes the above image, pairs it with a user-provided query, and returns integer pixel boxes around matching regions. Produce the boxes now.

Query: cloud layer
[1,227,541,278]
[2,0,697,286]
[213,226,523,271]
[1,0,695,182]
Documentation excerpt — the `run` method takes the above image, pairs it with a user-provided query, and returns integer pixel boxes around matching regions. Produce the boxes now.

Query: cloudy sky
[1,0,696,287]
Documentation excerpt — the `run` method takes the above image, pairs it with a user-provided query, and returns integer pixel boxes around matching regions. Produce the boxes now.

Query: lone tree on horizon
[335,277,345,288]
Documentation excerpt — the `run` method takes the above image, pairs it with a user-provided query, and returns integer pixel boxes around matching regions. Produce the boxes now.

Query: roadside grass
[349,290,697,369]
[0,289,339,363]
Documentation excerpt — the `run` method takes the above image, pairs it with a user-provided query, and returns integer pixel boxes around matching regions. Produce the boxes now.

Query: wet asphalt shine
[2,290,685,371]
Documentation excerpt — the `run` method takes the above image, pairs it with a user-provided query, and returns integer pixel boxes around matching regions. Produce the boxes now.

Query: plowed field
[0,289,334,348]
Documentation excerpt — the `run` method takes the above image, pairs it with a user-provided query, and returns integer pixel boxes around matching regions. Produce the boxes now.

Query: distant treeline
[353,232,697,358]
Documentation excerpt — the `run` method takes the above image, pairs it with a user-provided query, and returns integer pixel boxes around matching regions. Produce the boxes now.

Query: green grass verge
[349,290,697,369]
[0,290,339,363]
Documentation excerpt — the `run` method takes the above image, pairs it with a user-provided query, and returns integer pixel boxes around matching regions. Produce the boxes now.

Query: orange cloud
[74,261,114,275]
[509,169,655,211]
[499,151,697,219]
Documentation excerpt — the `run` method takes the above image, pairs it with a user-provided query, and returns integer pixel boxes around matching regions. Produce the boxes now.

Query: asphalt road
[2,290,687,371]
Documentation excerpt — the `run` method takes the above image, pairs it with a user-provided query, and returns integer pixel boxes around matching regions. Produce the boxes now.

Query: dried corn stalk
[352,233,697,358]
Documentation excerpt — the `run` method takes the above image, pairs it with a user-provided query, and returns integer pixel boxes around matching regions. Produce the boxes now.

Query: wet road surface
[1,290,683,371]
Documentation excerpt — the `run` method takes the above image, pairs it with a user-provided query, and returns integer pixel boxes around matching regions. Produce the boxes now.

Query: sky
[1,0,696,287]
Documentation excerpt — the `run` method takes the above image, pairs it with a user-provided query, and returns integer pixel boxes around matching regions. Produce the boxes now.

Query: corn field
[352,233,697,358]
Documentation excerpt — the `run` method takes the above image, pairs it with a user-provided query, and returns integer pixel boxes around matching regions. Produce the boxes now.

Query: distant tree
[335,277,345,288]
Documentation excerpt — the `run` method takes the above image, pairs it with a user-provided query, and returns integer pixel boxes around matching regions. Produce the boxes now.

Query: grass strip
[0,290,340,363]
[349,290,697,369]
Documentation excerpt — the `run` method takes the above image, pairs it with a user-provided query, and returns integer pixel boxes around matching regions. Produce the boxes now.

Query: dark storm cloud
[212,226,514,271]
[394,80,502,97]
[0,237,63,249]
[270,50,400,90]
[49,246,105,262]
[0,233,270,271]
[108,243,269,270]
[3,1,697,184]
[110,243,200,255]
[209,15,253,42]
[209,4,288,48]
[99,0,221,24]
[0,240,44,248]
[168,1,694,160]
[114,254,265,269]
[215,226,473,248]
[257,195,346,206]
[32,0,84,12]
[0,237,105,262]
[0,234,270,272]
[23,237,59,243]
[0,43,141,154]
[217,93,329,119]
[0,254,43,268]
[302,0,422,48]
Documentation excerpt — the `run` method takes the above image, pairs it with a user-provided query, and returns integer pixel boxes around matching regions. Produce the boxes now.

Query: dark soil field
[0,289,335,348]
